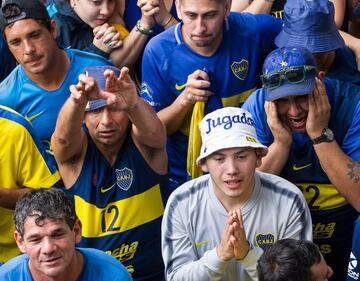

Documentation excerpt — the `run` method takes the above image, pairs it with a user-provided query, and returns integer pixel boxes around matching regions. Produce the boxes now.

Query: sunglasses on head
[261,65,317,90]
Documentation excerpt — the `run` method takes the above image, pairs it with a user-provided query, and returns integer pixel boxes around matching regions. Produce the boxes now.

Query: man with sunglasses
[243,46,360,281]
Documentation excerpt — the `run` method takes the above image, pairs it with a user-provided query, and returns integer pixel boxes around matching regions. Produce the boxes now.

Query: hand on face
[264,101,293,146]
[217,209,249,262]
[93,23,123,53]
[306,77,330,139]
[177,69,213,108]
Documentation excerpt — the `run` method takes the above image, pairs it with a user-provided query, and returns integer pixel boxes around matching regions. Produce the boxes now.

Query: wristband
[135,20,153,36]
[162,16,173,28]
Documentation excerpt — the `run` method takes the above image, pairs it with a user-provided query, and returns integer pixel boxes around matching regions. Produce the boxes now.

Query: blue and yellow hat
[84,65,120,112]
[262,47,317,101]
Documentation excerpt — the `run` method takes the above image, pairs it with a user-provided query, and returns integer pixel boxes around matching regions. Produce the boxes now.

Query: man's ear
[50,20,58,39]
[14,231,26,254]
[254,148,263,168]
[73,219,82,244]
[175,0,182,21]
[317,71,326,81]
[199,159,209,173]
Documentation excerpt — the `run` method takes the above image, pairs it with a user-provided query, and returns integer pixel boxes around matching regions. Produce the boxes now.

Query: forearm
[313,141,360,211]
[241,0,273,14]
[52,97,86,163]
[0,187,32,209]
[339,30,359,52]
[158,97,192,136]
[128,97,166,149]
[258,141,290,174]
[110,20,151,67]
[166,248,228,281]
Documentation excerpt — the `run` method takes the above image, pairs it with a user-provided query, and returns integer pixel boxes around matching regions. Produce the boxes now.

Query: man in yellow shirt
[0,105,60,263]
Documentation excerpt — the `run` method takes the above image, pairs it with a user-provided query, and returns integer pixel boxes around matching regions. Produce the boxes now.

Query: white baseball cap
[196,107,268,165]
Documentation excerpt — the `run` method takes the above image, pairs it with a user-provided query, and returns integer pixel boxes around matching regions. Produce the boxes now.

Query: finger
[70,85,84,100]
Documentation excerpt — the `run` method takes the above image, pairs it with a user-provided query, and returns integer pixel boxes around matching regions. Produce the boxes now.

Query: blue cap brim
[85,99,107,112]
[275,30,345,53]
[264,77,315,101]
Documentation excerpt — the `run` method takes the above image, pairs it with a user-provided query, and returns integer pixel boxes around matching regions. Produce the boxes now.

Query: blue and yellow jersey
[0,105,60,263]
[66,132,169,281]
[243,78,360,211]
[0,48,111,164]
[141,12,282,189]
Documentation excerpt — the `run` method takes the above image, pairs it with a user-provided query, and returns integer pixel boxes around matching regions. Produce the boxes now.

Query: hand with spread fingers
[69,74,102,106]
[306,77,331,139]
[177,69,213,109]
[93,23,123,53]
[102,67,140,111]
[265,100,293,146]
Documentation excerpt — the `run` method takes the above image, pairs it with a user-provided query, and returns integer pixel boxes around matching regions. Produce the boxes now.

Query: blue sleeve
[242,88,274,146]
[342,101,360,162]
[140,42,176,112]
[0,70,19,109]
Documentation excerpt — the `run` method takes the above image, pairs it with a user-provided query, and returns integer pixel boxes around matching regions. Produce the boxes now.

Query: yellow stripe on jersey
[221,87,256,107]
[75,184,164,237]
[296,183,347,211]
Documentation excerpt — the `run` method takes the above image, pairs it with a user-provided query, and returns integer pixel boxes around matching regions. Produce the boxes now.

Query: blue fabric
[275,0,345,52]
[141,12,282,189]
[243,78,360,281]
[327,47,360,86]
[66,132,169,281]
[347,216,360,281]
[0,33,16,82]
[0,248,132,280]
[46,0,109,58]
[0,48,111,164]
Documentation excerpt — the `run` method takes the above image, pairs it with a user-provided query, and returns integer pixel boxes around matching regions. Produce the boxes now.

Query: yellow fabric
[0,106,60,263]
[187,102,205,180]
[110,23,130,40]
[75,184,164,237]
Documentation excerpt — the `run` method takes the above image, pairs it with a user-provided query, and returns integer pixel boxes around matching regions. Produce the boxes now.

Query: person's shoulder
[145,23,181,55]
[228,12,281,34]
[78,248,130,276]
[67,48,112,66]
[0,254,29,279]
[166,174,211,207]
[256,170,304,198]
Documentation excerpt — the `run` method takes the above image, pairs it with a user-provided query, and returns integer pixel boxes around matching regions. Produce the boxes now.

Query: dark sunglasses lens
[262,73,281,88]
[286,68,305,83]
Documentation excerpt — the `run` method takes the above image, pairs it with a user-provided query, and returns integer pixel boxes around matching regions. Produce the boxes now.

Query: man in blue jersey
[0,188,132,281]
[140,0,282,189]
[275,0,360,86]
[51,66,169,281]
[0,0,111,164]
[243,47,360,281]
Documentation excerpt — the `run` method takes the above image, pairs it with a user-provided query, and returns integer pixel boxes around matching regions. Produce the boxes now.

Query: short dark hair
[257,239,321,281]
[14,188,77,237]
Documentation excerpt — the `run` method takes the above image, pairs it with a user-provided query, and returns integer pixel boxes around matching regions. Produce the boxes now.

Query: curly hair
[14,188,77,237]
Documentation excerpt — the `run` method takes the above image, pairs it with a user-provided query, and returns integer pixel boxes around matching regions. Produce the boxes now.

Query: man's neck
[26,49,70,91]
[95,134,127,167]
[30,250,84,281]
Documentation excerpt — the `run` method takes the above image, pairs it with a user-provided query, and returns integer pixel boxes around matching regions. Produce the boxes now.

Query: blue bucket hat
[84,65,120,112]
[275,0,345,53]
[262,47,317,101]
